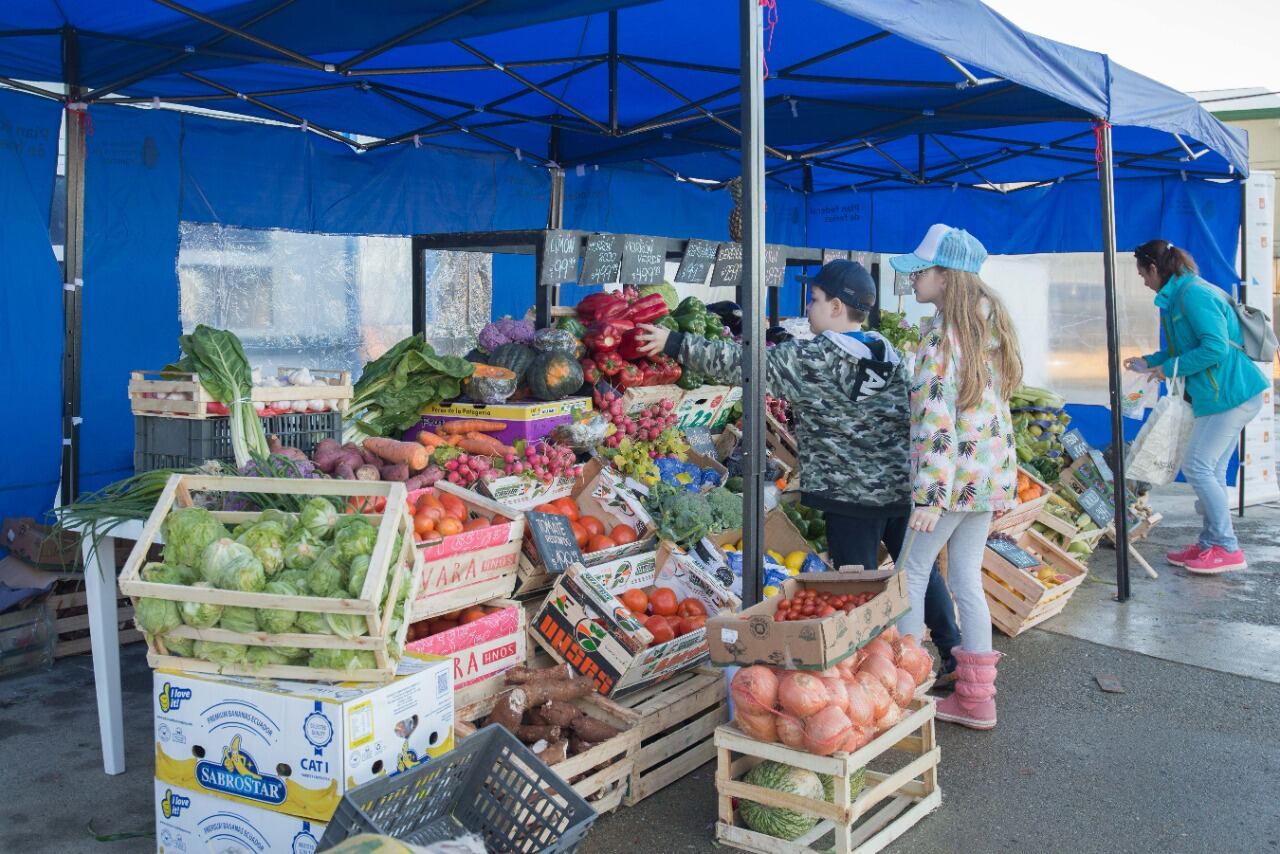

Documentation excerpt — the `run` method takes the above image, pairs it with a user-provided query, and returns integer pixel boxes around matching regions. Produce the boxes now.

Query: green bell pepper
[676,371,703,391]
[656,315,681,332]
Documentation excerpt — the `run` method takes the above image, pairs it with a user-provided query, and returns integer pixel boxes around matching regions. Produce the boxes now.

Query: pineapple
[727,177,743,242]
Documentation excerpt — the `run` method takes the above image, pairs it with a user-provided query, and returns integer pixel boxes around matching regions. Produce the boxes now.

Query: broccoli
[706,487,743,532]
[646,483,715,548]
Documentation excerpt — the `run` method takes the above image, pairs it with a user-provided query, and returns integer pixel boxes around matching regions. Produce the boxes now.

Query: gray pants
[898,511,994,654]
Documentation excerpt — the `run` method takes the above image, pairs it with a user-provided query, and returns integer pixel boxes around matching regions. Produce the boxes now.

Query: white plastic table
[74,518,150,775]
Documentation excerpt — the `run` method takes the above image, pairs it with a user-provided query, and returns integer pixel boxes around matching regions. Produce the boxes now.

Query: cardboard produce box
[405,599,526,708]
[155,780,327,854]
[674,385,736,429]
[406,397,590,448]
[705,569,908,670]
[532,548,739,698]
[153,654,454,822]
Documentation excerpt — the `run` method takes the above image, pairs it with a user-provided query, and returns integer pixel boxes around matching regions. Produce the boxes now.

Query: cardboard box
[674,385,735,429]
[153,654,454,821]
[155,780,327,854]
[705,569,908,670]
[478,472,577,511]
[2,516,81,571]
[709,386,744,430]
[405,397,591,448]
[406,599,526,708]
[532,548,739,698]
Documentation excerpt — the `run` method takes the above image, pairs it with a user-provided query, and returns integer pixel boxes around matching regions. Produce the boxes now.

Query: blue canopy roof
[0,0,1248,189]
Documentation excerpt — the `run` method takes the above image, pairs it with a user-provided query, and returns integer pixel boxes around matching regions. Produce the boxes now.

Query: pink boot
[935,648,1001,730]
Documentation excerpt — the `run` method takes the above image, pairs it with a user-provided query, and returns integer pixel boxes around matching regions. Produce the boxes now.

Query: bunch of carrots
[415,420,514,457]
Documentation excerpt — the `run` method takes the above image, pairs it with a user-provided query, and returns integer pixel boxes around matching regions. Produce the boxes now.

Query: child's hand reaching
[635,323,670,357]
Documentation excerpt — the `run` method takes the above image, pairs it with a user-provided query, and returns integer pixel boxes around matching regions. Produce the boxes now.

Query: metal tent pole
[1098,122,1131,601]
[61,26,85,505]
[738,0,766,607]
[1238,179,1248,517]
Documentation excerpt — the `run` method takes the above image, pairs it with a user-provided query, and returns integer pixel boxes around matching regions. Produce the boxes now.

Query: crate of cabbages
[116,474,421,683]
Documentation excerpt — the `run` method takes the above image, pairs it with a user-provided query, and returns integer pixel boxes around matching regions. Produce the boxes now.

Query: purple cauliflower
[477,316,536,353]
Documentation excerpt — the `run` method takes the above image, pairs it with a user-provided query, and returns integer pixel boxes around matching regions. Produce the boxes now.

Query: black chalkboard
[987,538,1041,569]
[526,511,585,575]
[579,233,624,285]
[711,242,743,287]
[1077,487,1114,527]
[675,238,719,284]
[822,248,850,266]
[1061,429,1090,461]
[620,235,665,285]
[541,230,579,285]
[1087,448,1114,483]
[764,244,786,289]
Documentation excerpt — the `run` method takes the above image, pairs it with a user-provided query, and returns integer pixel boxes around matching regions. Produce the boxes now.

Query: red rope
[66,103,94,137]
[761,0,779,80]
[1093,119,1111,177]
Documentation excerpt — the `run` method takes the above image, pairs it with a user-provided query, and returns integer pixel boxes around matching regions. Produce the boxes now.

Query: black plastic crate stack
[134,411,342,473]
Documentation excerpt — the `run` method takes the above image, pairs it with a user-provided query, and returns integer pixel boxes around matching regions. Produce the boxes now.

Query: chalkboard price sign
[764,244,786,289]
[711,242,743,287]
[620,235,665,285]
[541,230,579,285]
[821,248,850,266]
[526,511,585,575]
[1061,429,1090,461]
[1078,486,1114,527]
[675,238,719,284]
[579,233,624,285]
[986,538,1041,569]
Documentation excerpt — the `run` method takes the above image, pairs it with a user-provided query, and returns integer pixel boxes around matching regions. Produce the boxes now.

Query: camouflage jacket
[672,331,912,517]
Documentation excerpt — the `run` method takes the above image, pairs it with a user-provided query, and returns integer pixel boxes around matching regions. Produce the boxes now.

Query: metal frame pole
[411,236,427,336]
[61,26,85,505]
[1098,122,1131,601]
[1238,179,1248,517]
[739,0,766,607]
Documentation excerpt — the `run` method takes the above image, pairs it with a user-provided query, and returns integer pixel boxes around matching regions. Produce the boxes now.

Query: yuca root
[504,663,576,684]
[486,688,529,730]
[522,679,593,706]
[536,739,569,765]
[515,724,561,744]
[537,701,580,728]
[568,714,620,743]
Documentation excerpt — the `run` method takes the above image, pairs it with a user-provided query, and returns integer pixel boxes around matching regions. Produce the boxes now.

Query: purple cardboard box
[404,396,591,448]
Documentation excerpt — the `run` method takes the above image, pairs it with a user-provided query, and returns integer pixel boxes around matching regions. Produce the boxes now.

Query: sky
[984,0,1280,94]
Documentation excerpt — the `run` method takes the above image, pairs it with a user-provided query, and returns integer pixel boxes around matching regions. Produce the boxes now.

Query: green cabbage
[237,521,288,576]
[162,636,196,658]
[178,584,224,628]
[308,547,345,597]
[135,597,181,634]
[245,647,295,670]
[295,611,333,635]
[325,610,370,640]
[738,761,823,841]
[257,508,297,534]
[219,606,260,635]
[273,645,307,660]
[231,521,252,539]
[257,580,300,633]
[203,539,266,592]
[300,497,338,540]
[333,520,377,565]
[283,532,322,571]
[142,561,199,586]
[275,569,310,592]
[162,507,229,569]
[347,554,371,598]
[194,640,248,667]
[309,648,376,673]
[201,538,253,583]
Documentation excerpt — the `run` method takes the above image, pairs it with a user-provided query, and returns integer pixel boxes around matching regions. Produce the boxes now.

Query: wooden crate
[117,474,420,683]
[129,367,352,418]
[618,666,729,807]
[49,588,143,658]
[982,529,1087,638]
[715,698,940,854]
[1032,507,1106,550]
[406,598,527,710]
[454,688,639,815]
[989,468,1052,537]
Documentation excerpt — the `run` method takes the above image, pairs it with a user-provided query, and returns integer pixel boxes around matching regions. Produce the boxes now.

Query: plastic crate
[319,724,598,853]
[133,410,341,472]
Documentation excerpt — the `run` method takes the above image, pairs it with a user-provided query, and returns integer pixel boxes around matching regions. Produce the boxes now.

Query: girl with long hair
[890,224,1022,730]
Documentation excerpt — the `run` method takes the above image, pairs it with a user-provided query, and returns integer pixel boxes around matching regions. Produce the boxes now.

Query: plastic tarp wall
[807,176,1242,449]
[0,90,62,525]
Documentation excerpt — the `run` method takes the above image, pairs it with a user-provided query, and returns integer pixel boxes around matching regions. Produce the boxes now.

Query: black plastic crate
[319,724,597,853]
[134,411,342,473]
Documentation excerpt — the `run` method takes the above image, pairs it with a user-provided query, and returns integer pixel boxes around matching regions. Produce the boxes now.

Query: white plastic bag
[1120,370,1160,419]
[1126,372,1194,485]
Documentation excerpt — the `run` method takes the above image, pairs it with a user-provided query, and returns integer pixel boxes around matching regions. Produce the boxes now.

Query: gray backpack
[1191,285,1278,363]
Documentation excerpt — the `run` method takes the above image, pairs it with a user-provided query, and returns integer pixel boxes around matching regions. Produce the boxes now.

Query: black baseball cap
[798,260,876,313]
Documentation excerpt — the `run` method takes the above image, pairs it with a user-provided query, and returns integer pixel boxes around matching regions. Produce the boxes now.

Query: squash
[738,761,823,841]
[533,328,584,359]
[527,351,584,401]
[466,365,518,404]
[555,316,588,339]
[487,342,537,385]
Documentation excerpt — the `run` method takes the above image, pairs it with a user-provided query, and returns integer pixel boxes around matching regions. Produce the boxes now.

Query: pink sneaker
[1184,546,1247,575]
[1166,544,1205,567]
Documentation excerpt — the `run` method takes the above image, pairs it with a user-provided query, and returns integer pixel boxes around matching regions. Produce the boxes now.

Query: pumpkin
[487,342,537,384]
[527,351,584,401]
[466,365,518,404]
[533,328,585,359]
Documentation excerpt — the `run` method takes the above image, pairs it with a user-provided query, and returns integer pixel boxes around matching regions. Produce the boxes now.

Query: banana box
[154,653,454,822]
[155,780,326,854]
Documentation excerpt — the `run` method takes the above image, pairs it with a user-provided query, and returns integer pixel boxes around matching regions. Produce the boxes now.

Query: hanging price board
[675,238,719,284]
[764,244,786,288]
[822,248,850,265]
[540,230,579,285]
[1061,429,1090,461]
[620,235,665,285]
[711,242,743,287]
[579,233,624,285]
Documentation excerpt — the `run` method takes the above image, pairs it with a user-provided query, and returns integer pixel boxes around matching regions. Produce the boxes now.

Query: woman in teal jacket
[1124,240,1268,574]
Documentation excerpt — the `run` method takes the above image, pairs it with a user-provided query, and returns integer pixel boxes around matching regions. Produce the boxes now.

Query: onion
[881,624,901,645]
[863,637,893,662]
[852,649,867,670]
[731,666,779,716]
[874,703,905,734]
[898,644,933,686]
[735,711,778,743]
[859,654,899,694]
[843,680,875,728]
[777,714,806,749]
[835,660,856,680]
[842,724,874,753]
[820,676,849,715]
[891,668,915,706]
[778,672,830,718]
[801,706,853,756]
[854,671,893,719]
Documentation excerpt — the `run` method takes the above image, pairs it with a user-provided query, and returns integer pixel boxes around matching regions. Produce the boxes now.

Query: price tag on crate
[527,511,585,574]
[711,242,743,287]
[1077,486,1114,527]
[579,233,624,285]
[986,538,1040,569]
[541,230,579,285]
[674,238,719,284]
[764,244,786,288]
[621,235,665,285]
[1062,428,1090,461]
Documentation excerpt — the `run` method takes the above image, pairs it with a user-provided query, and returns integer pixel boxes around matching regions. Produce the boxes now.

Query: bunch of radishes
[598,392,678,449]
[765,394,790,426]
[444,453,493,487]
[499,441,582,484]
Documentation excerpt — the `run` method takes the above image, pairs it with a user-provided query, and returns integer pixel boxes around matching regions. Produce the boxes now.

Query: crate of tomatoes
[406,599,526,708]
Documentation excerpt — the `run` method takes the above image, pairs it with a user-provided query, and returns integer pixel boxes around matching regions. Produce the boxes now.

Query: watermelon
[738,761,823,841]
[818,768,866,804]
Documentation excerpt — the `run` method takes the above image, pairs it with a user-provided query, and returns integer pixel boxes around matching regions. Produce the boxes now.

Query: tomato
[580,516,605,537]
[818,605,836,617]
[676,616,707,636]
[569,521,590,548]
[437,517,464,536]
[774,611,789,622]
[586,534,617,553]
[428,619,458,635]
[678,598,707,618]
[552,497,581,521]
[533,503,563,516]
[373,497,387,513]
[609,524,638,545]
[649,587,679,617]
[413,512,436,538]
[459,607,487,624]
[462,516,490,532]
[439,493,467,521]
[645,616,675,646]
[620,588,649,614]
[778,599,791,611]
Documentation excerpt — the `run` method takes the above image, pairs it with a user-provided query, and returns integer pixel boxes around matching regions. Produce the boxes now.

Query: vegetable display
[737,762,825,841]
[344,335,475,442]
[643,483,740,549]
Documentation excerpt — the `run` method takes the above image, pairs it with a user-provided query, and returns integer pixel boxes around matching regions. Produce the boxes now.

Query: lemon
[784,550,808,573]
[767,549,785,565]
[763,585,780,598]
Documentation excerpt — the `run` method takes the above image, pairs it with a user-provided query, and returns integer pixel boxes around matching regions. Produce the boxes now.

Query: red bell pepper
[621,284,641,305]
[576,292,627,323]
[583,319,634,354]
[627,293,670,324]
[594,299,632,323]
[596,351,625,376]
[614,361,644,389]
[616,328,650,362]
[652,354,682,384]
[580,358,602,385]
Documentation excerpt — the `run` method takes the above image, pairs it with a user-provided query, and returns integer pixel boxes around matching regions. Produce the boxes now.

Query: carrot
[416,431,446,448]
[440,420,507,435]
[462,431,507,455]
[363,437,428,471]
[456,436,503,456]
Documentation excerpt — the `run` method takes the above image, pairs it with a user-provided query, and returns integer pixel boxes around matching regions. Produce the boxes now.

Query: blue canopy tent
[0,0,1249,603]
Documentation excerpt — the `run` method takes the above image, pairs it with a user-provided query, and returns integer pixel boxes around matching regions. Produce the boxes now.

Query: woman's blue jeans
[1182,392,1264,552]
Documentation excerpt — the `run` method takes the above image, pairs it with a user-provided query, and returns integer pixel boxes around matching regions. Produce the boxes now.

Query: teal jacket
[1143,272,1268,417]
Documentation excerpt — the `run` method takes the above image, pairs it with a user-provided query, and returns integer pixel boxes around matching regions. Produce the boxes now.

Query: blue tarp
[0,89,62,526]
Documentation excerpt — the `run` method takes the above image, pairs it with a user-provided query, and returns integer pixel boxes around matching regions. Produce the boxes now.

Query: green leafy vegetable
[178,584,223,628]
[333,519,377,565]
[258,580,300,633]
[295,611,333,635]
[344,335,474,442]
[194,640,248,667]
[299,497,339,540]
[169,325,267,465]
[219,606,260,634]
[135,598,181,635]
[163,508,230,570]
[142,561,199,586]
[237,521,287,576]
[308,547,345,597]
[309,648,376,673]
